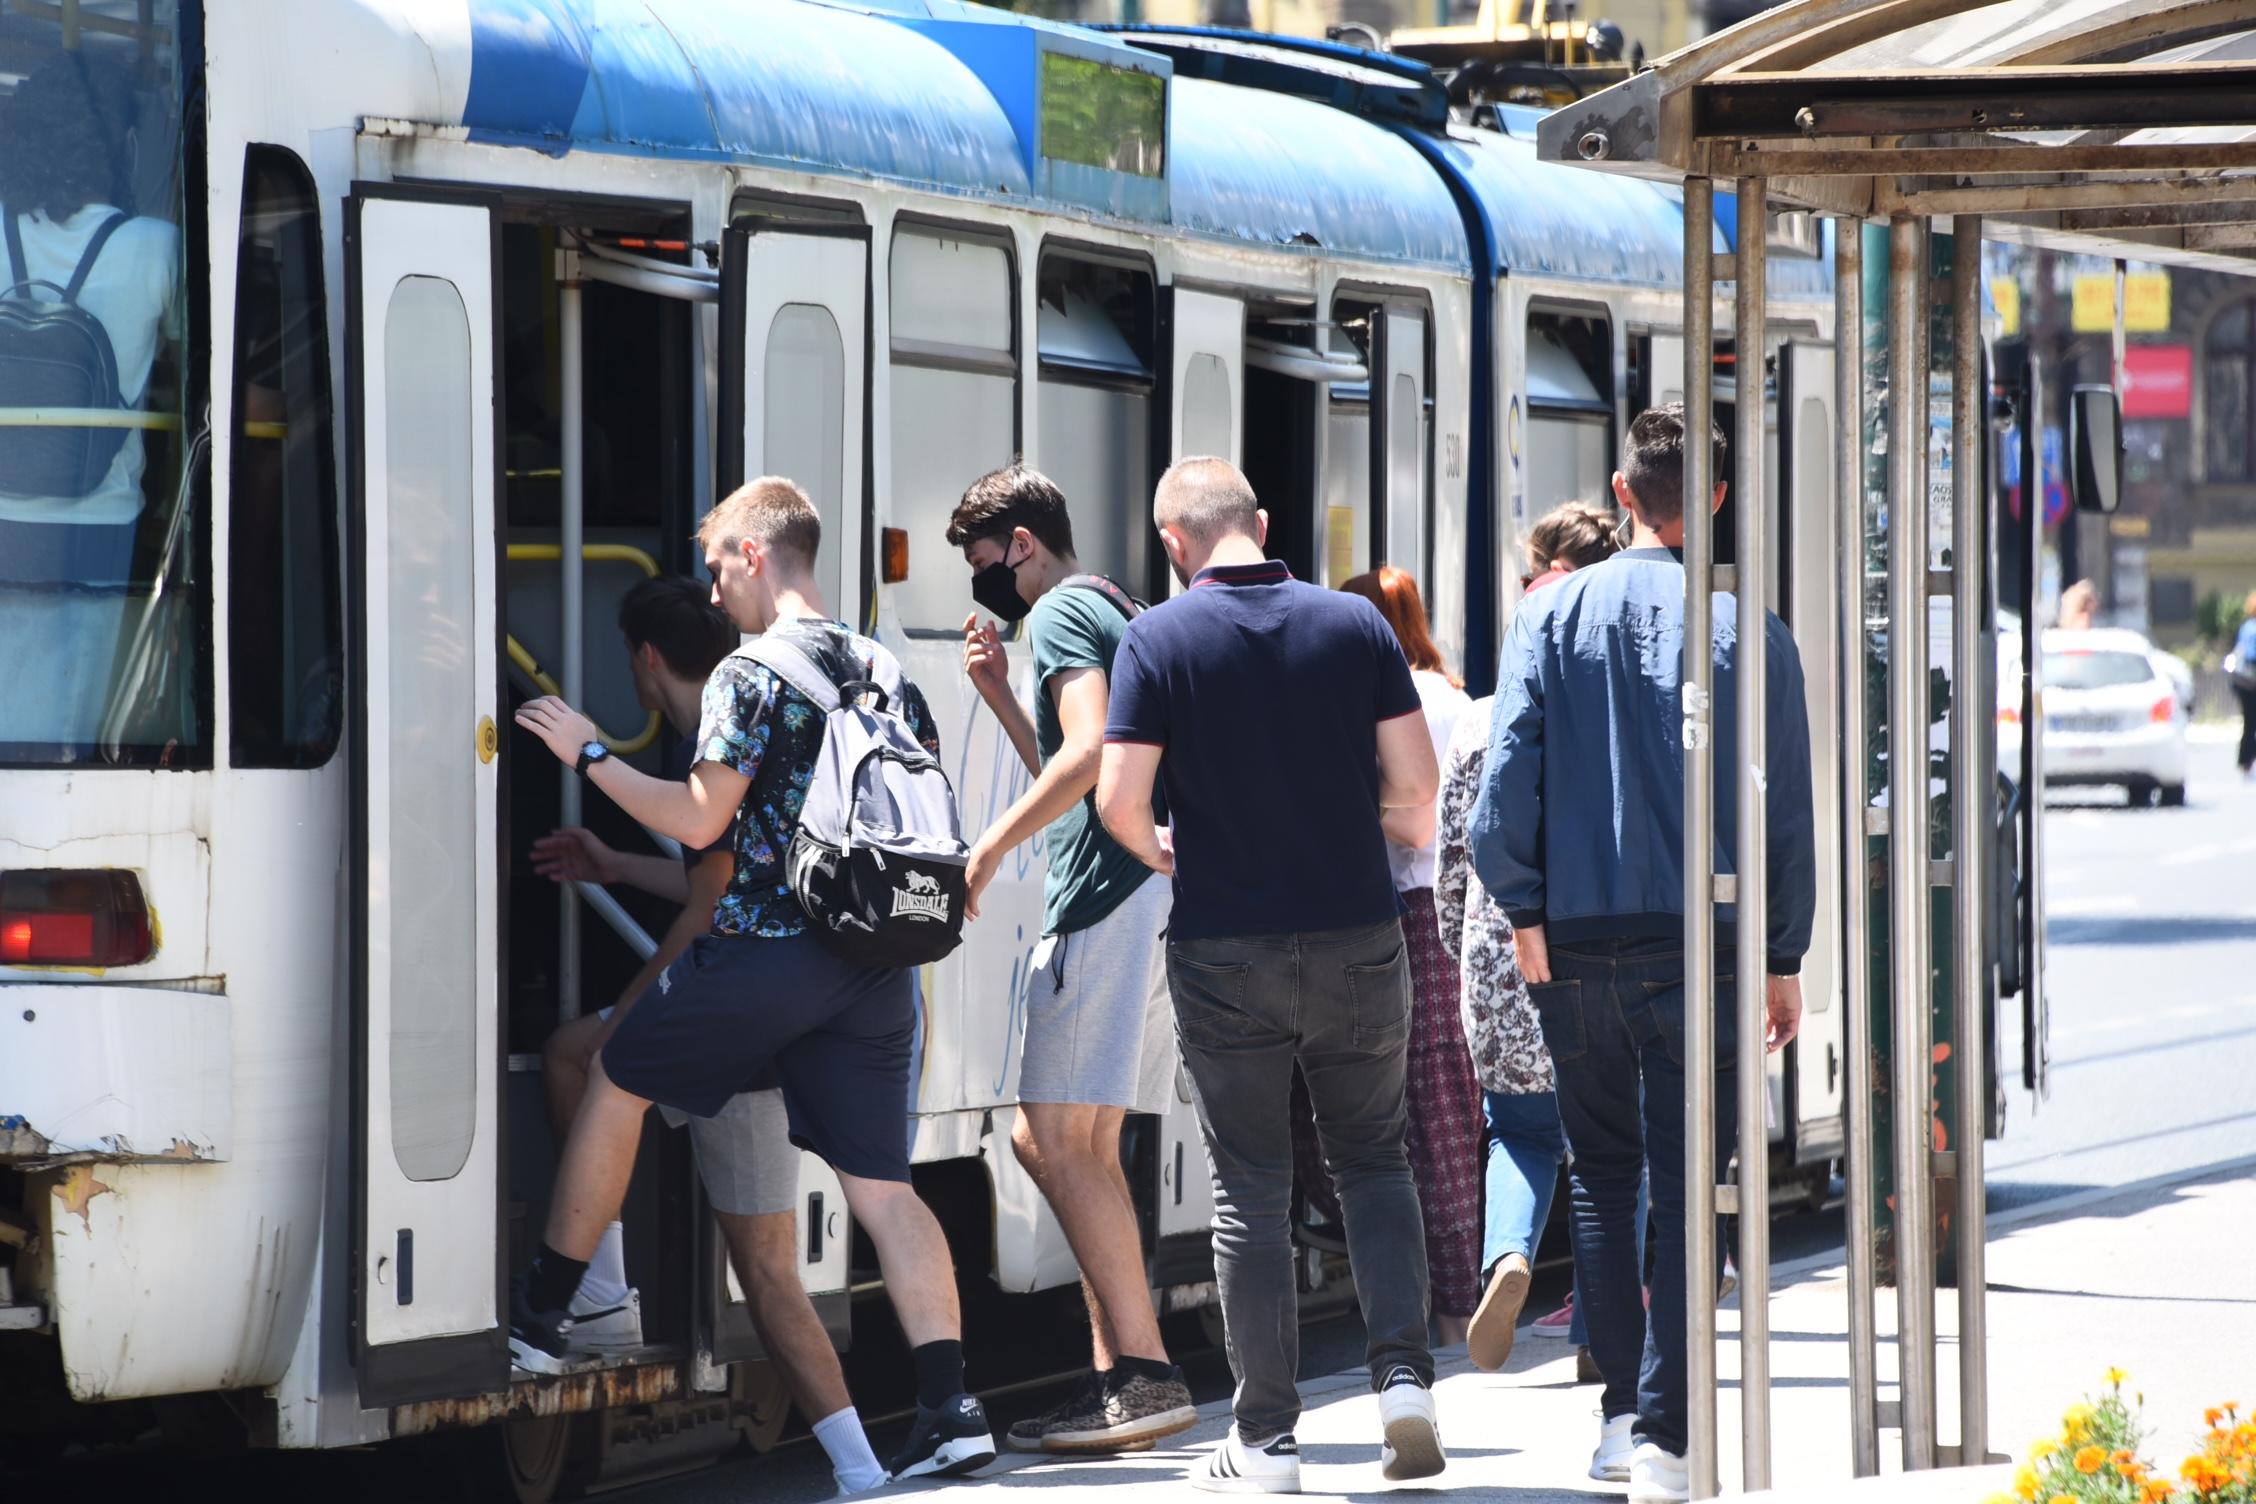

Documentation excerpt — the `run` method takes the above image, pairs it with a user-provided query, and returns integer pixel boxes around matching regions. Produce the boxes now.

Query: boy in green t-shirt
[946,466,1195,1454]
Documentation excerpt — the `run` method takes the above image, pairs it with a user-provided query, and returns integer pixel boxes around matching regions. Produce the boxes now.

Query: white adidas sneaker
[1376,1365,1446,1482]
[1190,1429,1302,1494]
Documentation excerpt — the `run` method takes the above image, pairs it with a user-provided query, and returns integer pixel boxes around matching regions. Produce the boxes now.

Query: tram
[0,0,1927,1485]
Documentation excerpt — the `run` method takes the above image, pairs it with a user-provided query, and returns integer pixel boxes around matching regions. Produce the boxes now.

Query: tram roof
[1532,0,2256,277]
[442,0,1466,268]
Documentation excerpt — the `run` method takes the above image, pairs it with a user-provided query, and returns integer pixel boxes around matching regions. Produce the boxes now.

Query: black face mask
[970,548,1032,622]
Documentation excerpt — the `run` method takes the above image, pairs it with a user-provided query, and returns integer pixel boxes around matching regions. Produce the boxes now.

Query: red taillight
[0,870,154,967]
[2151,695,2175,724]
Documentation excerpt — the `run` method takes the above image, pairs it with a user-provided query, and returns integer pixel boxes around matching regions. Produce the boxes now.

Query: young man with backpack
[513,477,995,1483]
[943,466,1197,1455]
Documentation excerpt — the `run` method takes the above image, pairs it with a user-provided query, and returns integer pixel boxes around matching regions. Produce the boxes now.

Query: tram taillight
[0,870,154,968]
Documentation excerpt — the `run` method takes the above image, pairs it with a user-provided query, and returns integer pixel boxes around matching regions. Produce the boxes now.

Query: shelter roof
[1532,0,2256,275]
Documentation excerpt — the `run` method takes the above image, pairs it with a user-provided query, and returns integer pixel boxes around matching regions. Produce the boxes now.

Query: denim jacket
[1467,548,1816,976]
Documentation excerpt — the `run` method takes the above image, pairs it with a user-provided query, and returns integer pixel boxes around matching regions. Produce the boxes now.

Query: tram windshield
[0,2,196,767]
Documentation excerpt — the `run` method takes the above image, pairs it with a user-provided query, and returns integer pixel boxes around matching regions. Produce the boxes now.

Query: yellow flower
[2015,1463,2042,1499]
[2075,1444,2108,1474]
[2107,1366,2127,1387]
[2030,1438,2060,1461]
[2047,1495,2075,1504]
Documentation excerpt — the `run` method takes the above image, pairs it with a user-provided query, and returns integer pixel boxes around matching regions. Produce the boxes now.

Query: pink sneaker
[1530,1295,1575,1339]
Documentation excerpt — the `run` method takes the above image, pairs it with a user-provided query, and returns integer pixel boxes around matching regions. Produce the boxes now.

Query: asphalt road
[22,736,2251,1503]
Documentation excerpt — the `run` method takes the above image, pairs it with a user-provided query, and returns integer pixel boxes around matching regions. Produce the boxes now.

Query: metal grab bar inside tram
[503,541,665,756]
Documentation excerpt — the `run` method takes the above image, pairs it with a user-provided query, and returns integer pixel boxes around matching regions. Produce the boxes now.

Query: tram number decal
[1443,432,1463,480]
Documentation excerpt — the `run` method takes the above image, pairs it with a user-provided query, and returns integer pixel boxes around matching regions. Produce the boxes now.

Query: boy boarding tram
[512,478,997,1483]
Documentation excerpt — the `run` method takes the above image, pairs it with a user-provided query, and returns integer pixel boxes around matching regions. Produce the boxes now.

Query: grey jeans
[1168,918,1435,1441]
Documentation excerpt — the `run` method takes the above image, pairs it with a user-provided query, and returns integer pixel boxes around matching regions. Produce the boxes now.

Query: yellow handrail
[504,542,665,755]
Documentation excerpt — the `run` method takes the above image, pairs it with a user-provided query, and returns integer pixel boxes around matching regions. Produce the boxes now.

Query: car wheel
[2125,780,2157,809]
[2159,782,2188,807]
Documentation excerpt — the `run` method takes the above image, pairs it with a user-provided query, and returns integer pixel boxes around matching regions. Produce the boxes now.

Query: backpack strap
[738,636,843,714]
[61,213,127,305]
[3,205,25,296]
[1059,572,1140,621]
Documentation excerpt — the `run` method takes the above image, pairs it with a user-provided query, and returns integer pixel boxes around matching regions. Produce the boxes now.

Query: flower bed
[1989,1371,2252,1504]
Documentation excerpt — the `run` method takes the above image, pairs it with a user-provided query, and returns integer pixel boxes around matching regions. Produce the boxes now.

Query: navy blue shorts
[599,932,915,1183]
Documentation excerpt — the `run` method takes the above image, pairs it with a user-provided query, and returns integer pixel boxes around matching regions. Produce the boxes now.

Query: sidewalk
[907,1159,2256,1501]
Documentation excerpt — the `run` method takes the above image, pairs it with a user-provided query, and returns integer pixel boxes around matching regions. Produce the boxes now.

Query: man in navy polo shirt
[1096,457,1446,1495]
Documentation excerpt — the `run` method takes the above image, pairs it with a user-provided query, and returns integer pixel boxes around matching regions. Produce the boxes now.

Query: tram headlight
[0,869,155,969]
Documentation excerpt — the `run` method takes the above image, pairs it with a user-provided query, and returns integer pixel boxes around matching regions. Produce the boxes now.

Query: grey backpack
[736,632,968,968]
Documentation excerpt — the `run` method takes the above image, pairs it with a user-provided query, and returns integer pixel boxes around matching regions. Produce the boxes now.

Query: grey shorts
[1018,872,1177,1116]
[599,1005,797,1217]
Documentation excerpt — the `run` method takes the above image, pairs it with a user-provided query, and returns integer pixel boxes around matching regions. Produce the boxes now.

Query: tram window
[229,147,341,768]
[1036,255,1152,594]
[1181,354,1232,458]
[384,275,479,1184]
[1323,398,1370,587]
[0,8,202,767]
[1527,313,1615,516]
[889,228,1016,631]
[765,304,847,613]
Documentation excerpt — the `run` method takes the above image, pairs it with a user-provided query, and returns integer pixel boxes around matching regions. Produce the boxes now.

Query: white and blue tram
[0,0,1851,1479]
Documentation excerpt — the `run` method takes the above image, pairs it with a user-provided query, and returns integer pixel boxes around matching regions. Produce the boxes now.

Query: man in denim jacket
[1469,404,1815,1504]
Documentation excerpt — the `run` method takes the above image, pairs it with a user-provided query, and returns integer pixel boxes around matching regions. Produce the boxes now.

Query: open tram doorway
[345,185,865,1451]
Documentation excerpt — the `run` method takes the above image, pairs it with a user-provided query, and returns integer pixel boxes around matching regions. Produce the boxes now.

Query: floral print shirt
[697,618,939,938]
[1435,696,1553,1095]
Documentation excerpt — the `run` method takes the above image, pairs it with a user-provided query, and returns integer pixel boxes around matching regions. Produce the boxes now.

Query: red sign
[2122,343,2192,420]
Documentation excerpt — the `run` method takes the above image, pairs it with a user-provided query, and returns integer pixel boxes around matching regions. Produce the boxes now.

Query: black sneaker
[508,1274,575,1375]
[1007,1371,1105,1453]
[889,1393,997,1481]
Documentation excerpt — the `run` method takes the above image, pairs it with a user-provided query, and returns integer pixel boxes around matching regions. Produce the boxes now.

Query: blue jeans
[1479,1090,1564,1272]
[1567,1164,1647,1346]
[1528,937,1735,1457]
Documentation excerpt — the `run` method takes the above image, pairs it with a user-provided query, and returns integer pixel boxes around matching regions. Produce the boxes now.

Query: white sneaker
[1589,1412,1636,1482]
[1374,1366,1445,1481]
[1628,1440,1690,1503]
[564,1286,643,1355]
[1190,1429,1301,1494]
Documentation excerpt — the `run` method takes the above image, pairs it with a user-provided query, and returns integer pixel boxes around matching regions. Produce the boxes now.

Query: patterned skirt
[1400,887,1485,1317]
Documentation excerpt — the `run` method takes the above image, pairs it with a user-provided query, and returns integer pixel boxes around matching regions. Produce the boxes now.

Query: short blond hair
[697,477,821,573]
[1155,456,1259,545]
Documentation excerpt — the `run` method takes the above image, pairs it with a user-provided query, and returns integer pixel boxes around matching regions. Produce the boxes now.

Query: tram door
[345,190,508,1405]
[1780,341,1848,1168]
[1374,309,1430,582]
[1155,287,1240,1244]
[709,225,865,1358]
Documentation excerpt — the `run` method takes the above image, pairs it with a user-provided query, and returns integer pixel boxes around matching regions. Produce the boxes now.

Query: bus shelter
[1534,3,2256,1495]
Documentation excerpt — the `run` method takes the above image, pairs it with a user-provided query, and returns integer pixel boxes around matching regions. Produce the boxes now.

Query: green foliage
[1040,54,1164,177]
[2196,590,2235,646]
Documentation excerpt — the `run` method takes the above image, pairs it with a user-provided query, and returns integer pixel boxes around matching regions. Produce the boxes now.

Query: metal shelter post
[1731,173,1773,1493]
[1835,216,1882,1479]
[558,252,586,1022]
[1680,174,1722,1504]
[1886,213,1938,1472]
[1948,213,1990,1470]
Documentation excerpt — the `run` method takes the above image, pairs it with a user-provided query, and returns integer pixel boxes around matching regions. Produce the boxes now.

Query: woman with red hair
[1338,566,1481,1345]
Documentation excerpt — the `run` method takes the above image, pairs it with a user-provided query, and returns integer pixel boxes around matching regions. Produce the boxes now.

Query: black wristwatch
[574,740,610,776]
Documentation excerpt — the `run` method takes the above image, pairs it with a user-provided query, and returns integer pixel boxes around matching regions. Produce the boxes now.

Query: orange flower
[2209,1407,2226,1429]
[2075,1444,2108,1474]
[2141,1482,2173,1504]
[2120,1460,2146,1484]
[2047,1495,2074,1504]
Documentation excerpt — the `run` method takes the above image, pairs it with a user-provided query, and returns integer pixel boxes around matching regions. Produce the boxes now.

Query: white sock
[574,1221,630,1308]
[812,1407,887,1493]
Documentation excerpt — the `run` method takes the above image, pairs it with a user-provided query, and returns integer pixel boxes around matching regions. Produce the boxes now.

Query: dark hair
[1621,403,1725,527]
[1525,501,1623,577]
[0,57,140,222]
[945,465,1077,558]
[1340,566,1461,689]
[618,575,737,681]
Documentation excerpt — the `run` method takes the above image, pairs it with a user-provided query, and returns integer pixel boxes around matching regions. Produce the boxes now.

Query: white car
[2035,627,2191,806]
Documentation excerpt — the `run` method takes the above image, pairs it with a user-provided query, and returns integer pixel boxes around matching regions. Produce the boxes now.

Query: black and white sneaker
[888,1393,997,1481]
[1376,1364,1445,1482]
[1190,1429,1301,1494]
[508,1274,576,1375]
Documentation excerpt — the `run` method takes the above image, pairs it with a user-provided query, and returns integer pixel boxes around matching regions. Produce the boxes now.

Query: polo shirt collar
[1191,560,1294,588]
